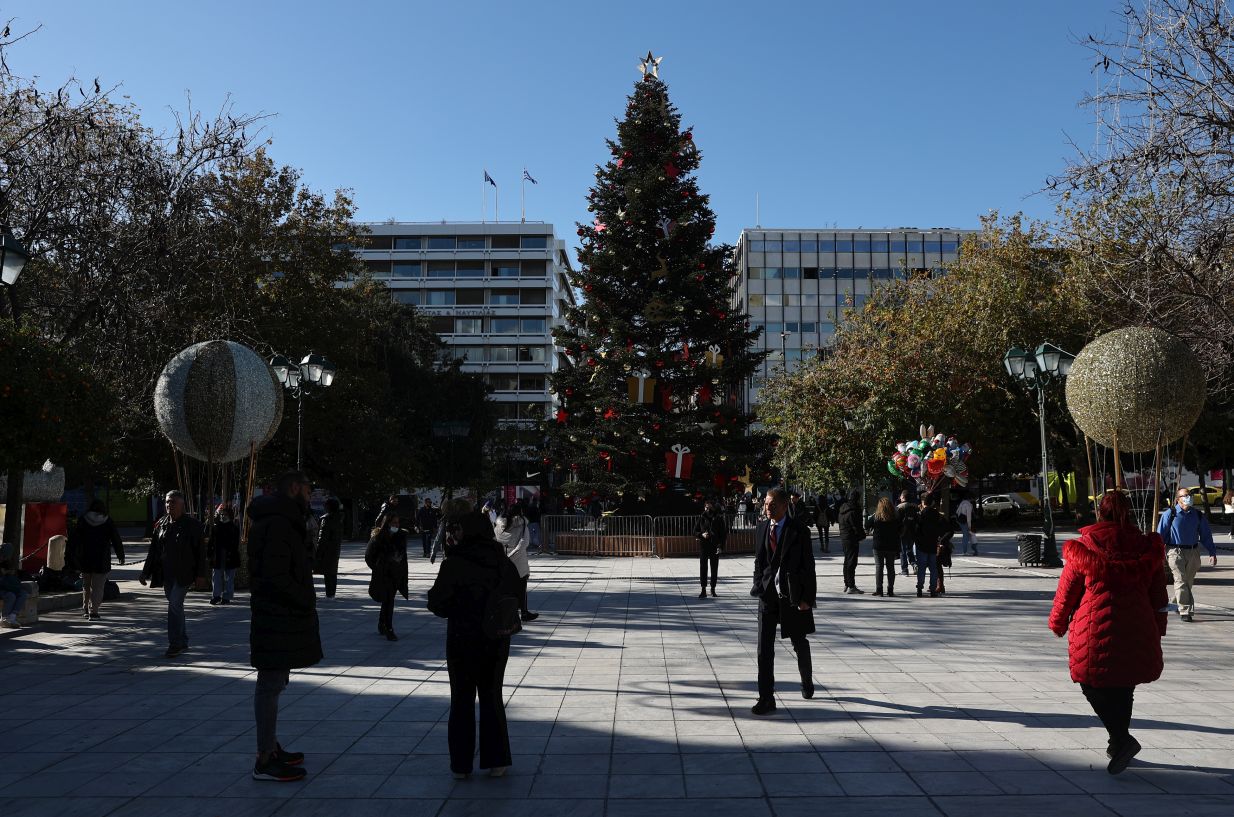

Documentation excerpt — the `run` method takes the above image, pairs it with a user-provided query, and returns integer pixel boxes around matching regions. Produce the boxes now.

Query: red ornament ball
[664,163,680,179]
[652,422,662,431]
[694,274,704,283]
[587,358,597,367]
[654,360,665,369]
[683,131,693,141]
[584,284,594,293]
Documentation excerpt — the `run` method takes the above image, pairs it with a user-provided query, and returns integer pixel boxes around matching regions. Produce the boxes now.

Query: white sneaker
[1,618,18,630]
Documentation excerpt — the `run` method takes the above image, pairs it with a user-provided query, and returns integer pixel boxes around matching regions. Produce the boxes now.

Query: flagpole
[521,172,526,223]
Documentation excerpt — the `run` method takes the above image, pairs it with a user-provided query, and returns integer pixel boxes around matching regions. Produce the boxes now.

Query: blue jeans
[900,537,915,572]
[916,553,939,593]
[212,568,236,600]
[528,522,541,550]
[959,521,973,554]
[165,582,189,649]
[2,588,29,618]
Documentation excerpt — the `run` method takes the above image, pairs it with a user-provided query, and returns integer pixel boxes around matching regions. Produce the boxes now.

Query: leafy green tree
[545,59,765,500]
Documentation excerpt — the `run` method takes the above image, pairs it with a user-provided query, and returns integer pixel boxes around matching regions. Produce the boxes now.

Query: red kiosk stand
[0,503,68,572]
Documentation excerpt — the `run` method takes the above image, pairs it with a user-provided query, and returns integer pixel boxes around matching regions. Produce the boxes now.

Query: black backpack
[482,561,523,640]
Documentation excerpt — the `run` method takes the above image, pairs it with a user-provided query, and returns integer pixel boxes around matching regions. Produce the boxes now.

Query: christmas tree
[545,52,766,505]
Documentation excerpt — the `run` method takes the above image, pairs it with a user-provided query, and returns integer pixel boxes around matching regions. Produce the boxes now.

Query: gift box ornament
[665,443,694,479]
[705,344,724,366]
[627,371,657,403]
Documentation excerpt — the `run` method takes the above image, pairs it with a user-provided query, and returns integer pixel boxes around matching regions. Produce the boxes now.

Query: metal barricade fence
[540,513,756,558]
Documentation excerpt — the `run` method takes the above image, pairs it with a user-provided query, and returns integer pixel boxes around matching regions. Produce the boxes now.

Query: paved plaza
[3,529,1234,816]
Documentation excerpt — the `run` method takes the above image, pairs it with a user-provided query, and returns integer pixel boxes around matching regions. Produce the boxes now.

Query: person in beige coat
[494,500,538,622]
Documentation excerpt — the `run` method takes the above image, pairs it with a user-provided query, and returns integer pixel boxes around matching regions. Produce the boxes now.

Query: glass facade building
[733,227,974,409]
[351,222,577,426]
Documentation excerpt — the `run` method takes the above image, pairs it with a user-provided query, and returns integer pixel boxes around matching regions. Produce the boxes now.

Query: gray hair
[164,489,185,502]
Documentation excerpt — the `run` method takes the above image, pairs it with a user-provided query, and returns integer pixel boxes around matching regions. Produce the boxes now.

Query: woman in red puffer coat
[1049,489,1167,776]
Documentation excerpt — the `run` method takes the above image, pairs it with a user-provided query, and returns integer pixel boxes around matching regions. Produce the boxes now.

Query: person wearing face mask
[1157,488,1217,622]
[141,490,207,657]
[209,503,242,605]
[366,511,409,641]
[247,471,322,782]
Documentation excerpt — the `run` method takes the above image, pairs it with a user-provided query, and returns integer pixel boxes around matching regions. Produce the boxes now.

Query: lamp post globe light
[1,224,30,316]
[269,352,337,471]
[1003,342,1077,568]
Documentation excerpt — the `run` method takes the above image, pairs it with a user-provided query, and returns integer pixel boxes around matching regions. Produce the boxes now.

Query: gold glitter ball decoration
[1065,326,1205,452]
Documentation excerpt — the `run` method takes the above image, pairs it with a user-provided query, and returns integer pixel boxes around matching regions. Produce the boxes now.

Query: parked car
[979,494,1019,520]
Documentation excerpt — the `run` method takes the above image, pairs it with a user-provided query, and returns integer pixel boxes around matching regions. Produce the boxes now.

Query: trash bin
[1017,533,1043,566]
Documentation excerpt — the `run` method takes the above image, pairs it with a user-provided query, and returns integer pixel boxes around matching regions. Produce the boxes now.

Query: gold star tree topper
[638,51,663,78]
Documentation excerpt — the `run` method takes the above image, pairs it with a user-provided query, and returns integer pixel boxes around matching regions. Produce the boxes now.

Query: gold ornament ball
[1065,326,1205,453]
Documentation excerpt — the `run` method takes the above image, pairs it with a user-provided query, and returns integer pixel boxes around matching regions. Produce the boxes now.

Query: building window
[803,267,818,280]
[783,240,801,252]
[427,237,456,250]
[425,290,455,306]
[521,260,547,277]
[748,240,765,252]
[365,235,393,250]
[941,240,960,253]
[455,318,483,334]
[456,262,484,278]
[519,375,546,391]
[392,291,420,305]
[799,240,818,252]
[430,316,453,334]
[871,239,889,252]
[764,322,784,336]
[521,318,546,333]
[491,318,519,334]
[488,345,515,361]
[853,240,871,252]
[521,289,547,305]
[748,294,764,307]
[765,294,783,306]
[491,235,520,249]
[489,374,518,391]
[835,240,853,252]
[520,235,549,249]
[873,268,894,280]
[818,238,835,252]
[394,237,421,250]
[456,289,483,305]
[492,263,520,278]
[491,289,520,306]
[748,267,763,279]
[365,260,391,277]
[890,240,907,253]
[457,237,486,250]
[392,262,420,279]
[518,345,546,362]
[427,261,455,278]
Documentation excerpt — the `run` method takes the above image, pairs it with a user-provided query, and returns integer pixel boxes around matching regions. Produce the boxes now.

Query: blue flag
[484,170,496,187]
[523,169,538,184]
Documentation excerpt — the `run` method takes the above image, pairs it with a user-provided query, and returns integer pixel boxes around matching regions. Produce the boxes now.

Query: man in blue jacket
[1157,488,1218,623]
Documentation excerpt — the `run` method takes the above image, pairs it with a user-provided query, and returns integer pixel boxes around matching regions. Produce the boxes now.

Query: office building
[732,227,973,408]
[352,222,577,425]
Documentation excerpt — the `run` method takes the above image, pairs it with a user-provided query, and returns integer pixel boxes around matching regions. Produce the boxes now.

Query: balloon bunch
[887,424,972,492]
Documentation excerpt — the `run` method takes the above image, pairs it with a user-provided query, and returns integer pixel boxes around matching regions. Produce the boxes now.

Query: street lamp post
[270,352,337,472]
[432,420,472,500]
[1,223,31,552]
[1003,342,1075,568]
[843,416,867,512]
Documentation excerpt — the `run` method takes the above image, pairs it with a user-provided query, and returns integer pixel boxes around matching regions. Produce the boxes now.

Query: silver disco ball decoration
[0,463,66,503]
[1065,326,1205,453]
[154,340,284,463]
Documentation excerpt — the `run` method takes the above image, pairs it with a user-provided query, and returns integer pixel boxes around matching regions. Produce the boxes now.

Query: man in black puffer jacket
[837,489,865,594]
[247,471,322,783]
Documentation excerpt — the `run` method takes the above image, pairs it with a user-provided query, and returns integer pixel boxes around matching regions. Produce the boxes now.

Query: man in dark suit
[750,487,817,715]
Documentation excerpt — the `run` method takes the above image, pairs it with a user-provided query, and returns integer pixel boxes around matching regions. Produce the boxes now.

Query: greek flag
[484,170,496,187]
[523,169,538,184]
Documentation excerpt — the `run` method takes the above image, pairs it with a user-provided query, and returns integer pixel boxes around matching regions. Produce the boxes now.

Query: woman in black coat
[837,489,866,593]
[366,512,409,641]
[694,499,728,598]
[868,497,901,597]
[209,504,242,605]
[314,498,343,599]
[67,499,125,619]
[427,512,520,779]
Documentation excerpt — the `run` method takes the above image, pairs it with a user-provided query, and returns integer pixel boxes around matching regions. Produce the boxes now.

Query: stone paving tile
[4,530,1234,814]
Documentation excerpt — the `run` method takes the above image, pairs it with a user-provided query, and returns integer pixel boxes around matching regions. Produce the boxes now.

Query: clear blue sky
[4,0,1119,245]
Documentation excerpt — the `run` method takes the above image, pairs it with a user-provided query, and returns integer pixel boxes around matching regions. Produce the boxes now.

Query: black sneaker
[274,744,304,766]
[698,589,707,599]
[1107,735,1141,775]
[1182,613,1194,622]
[89,613,101,621]
[210,597,221,605]
[164,646,185,658]
[849,587,865,595]
[253,756,307,782]
[801,680,815,700]
[220,598,232,605]
[751,699,776,716]
[521,611,539,622]
[386,631,398,642]
[710,587,717,597]
[917,589,924,597]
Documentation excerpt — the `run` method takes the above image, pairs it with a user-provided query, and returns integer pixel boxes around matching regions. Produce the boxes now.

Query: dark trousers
[699,548,718,588]
[756,597,811,701]
[517,575,530,614]
[254,668,290,755]
[916,552,939,591]
[1081,683,1134,742]
[421,531,432,558]
[322,571,337,598]
[379,594,394,633]
[842,541,859,588]
[820,523,830,552]
[874,553,896,593]
[447,634,512,773]
[900,537,915,572]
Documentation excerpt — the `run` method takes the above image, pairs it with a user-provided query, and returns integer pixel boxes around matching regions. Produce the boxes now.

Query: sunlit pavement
[3,528,1234,817]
